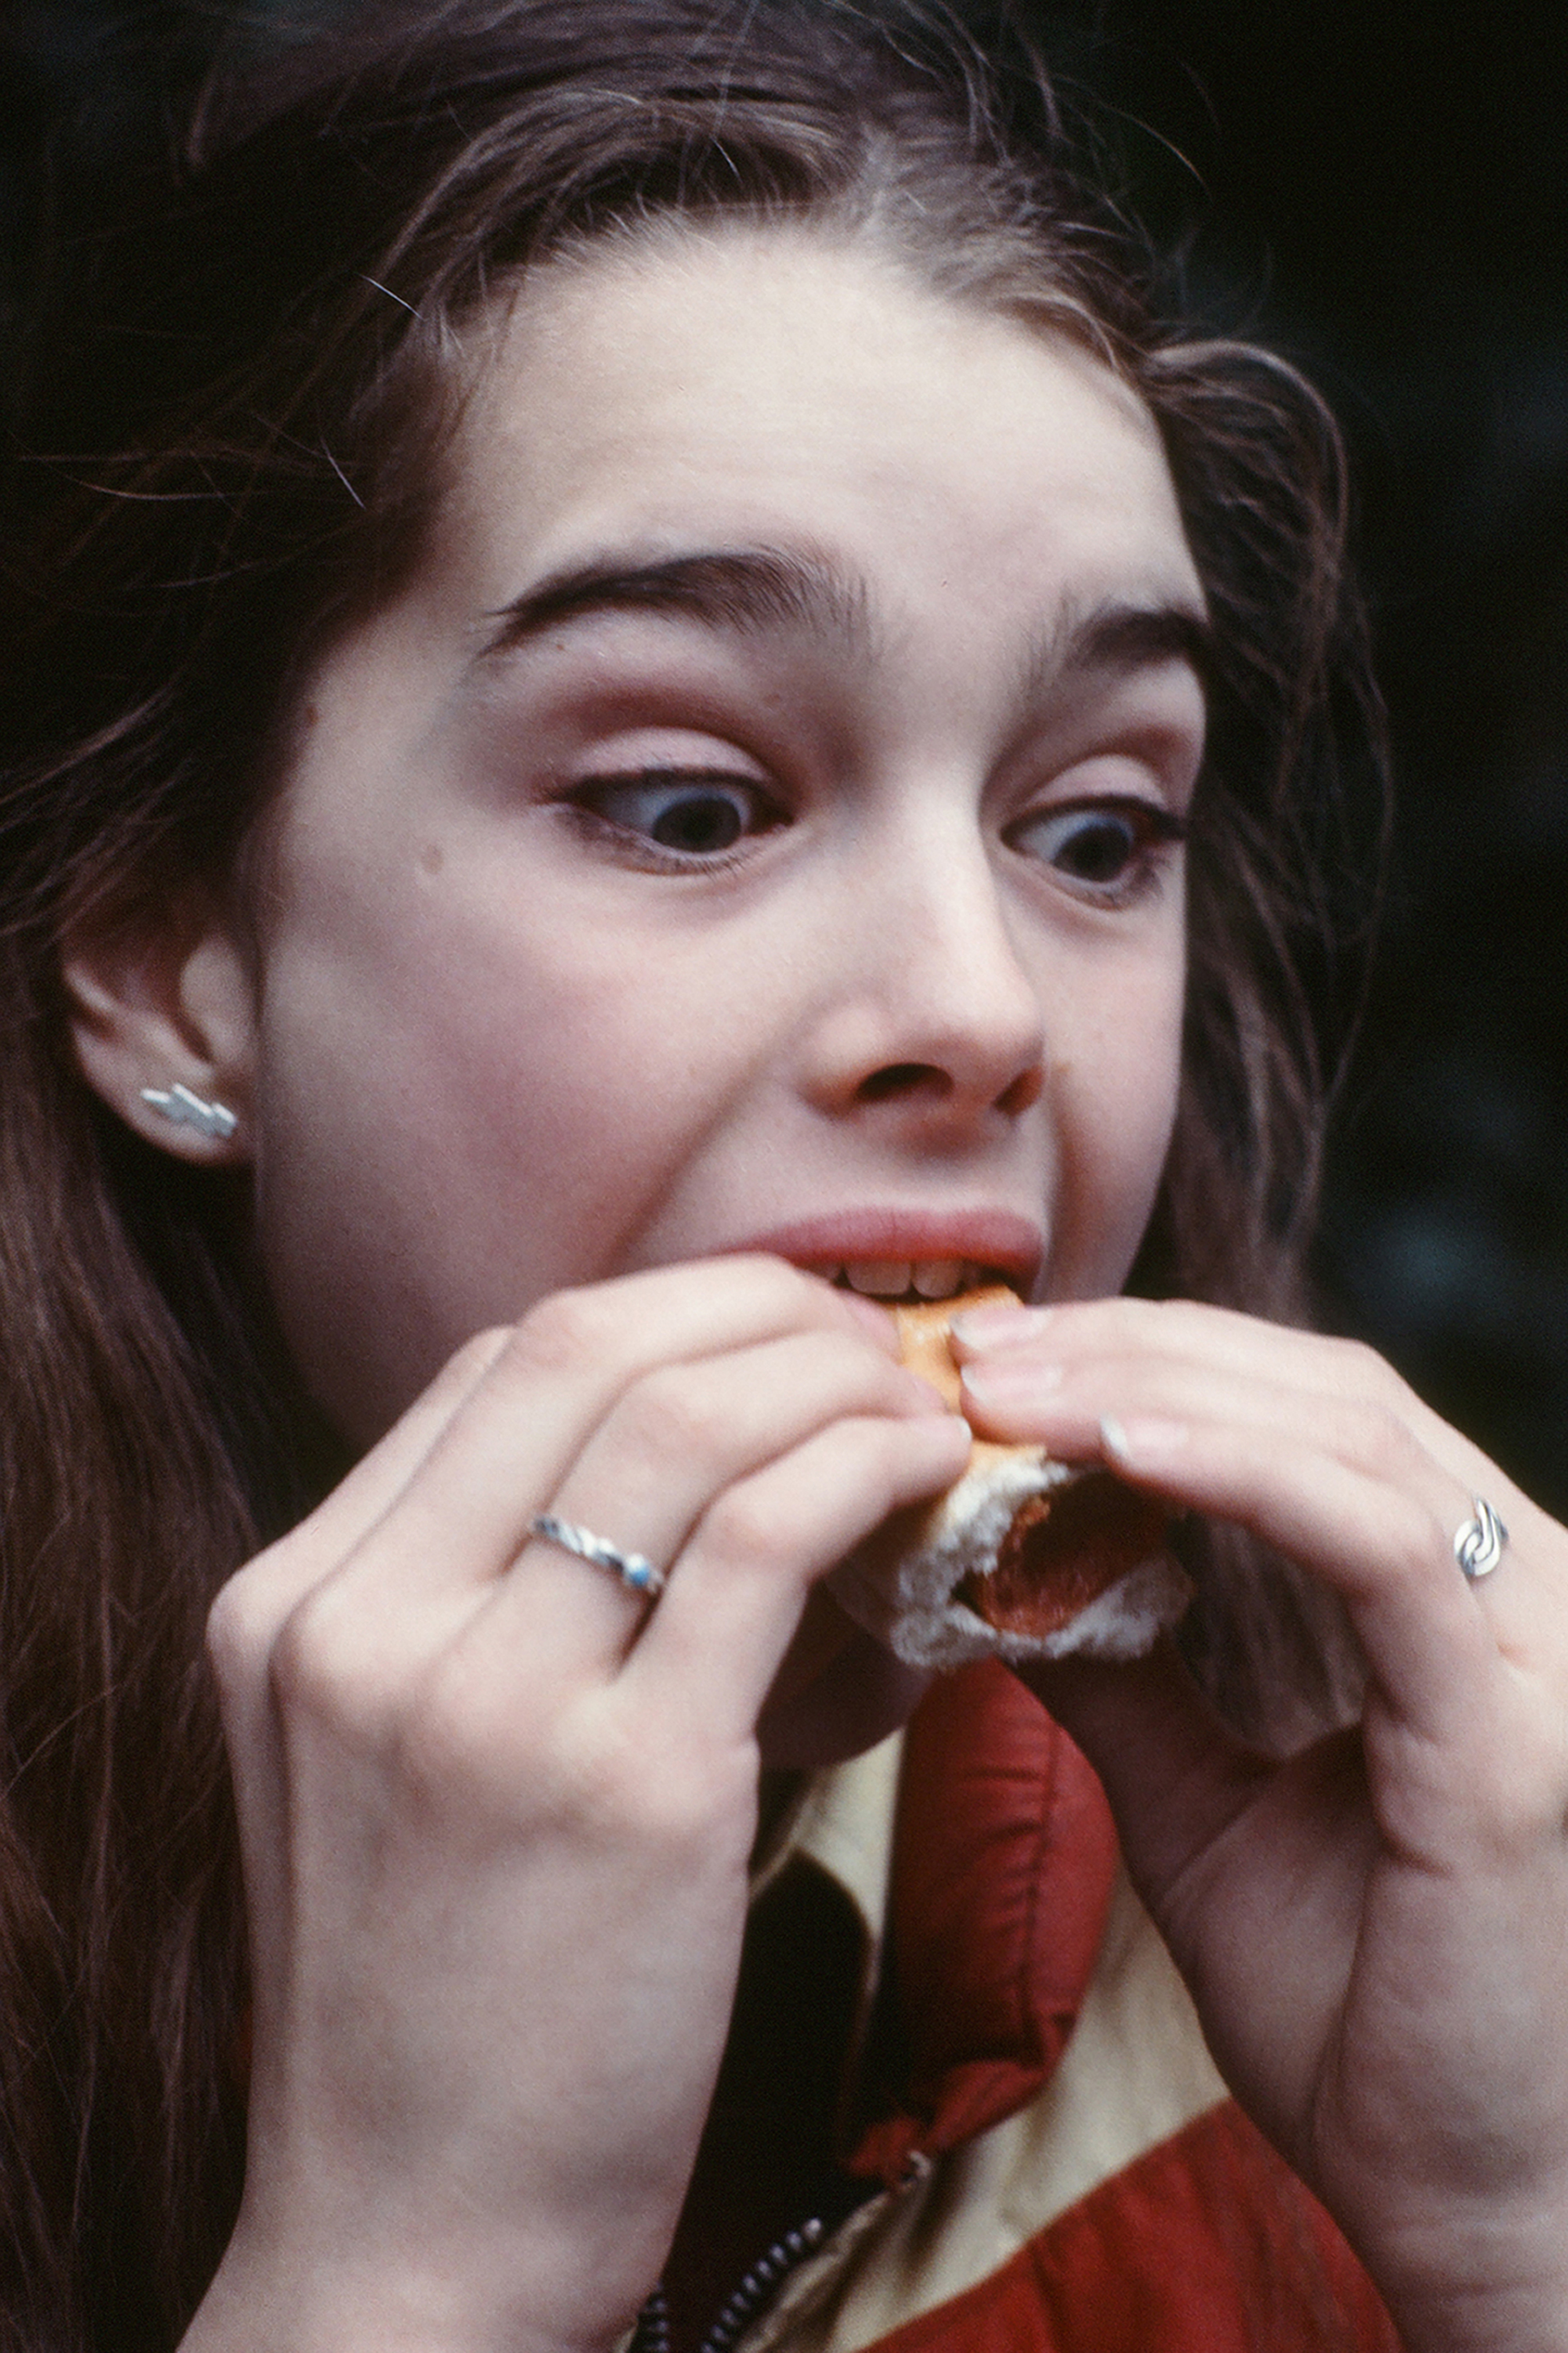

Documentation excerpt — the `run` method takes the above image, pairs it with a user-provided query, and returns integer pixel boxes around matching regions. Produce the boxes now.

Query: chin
[756,1601,933,1769]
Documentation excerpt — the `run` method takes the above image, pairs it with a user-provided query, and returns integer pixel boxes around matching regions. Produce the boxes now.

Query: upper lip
[720,1208,1044,1295]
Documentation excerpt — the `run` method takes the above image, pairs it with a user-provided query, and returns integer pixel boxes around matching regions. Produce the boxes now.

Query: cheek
[251,873,787,1431]
[1044,934,1186,1299]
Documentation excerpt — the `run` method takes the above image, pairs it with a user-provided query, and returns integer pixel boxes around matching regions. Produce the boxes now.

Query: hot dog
[830,1289,1192,1670]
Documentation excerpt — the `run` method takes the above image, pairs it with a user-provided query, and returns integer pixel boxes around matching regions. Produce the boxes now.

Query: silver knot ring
[1454,1497,1508,1581]
[529,1513,667,1600]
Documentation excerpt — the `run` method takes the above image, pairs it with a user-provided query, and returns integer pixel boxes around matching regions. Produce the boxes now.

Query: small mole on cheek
[418,840,445,878]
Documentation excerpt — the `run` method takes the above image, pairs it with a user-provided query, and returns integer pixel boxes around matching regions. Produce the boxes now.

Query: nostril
[857,1062,951,1104]
[997,1068,1044,1116]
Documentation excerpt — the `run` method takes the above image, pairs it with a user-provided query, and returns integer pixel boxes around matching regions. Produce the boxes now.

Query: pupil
[652,793,744,852]
[1064,819,1132,881]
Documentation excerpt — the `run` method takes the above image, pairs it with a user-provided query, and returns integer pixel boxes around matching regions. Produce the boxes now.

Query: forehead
[429,226,1203,637]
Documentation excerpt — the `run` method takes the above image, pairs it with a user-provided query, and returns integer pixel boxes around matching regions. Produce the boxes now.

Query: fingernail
[912,1411,977,1451]
[1100,1413,1189,1465]
[960,1360,1063,1406]
[838,1292,900,1346]
[950,1302,1053,1349]
[899,1369,955,1411]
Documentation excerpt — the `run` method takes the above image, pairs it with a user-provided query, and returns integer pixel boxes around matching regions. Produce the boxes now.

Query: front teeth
[912,1257,965,1298]
[838,1257,976,1299]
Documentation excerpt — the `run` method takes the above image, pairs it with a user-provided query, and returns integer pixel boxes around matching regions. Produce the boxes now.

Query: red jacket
[740,1663,1402,2353]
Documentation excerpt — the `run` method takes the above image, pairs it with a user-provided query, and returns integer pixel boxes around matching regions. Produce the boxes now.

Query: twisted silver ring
[1454,1497,1508,1581]
[529,1513,667,1599]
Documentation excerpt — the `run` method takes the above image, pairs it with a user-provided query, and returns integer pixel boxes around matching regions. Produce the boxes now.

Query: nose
[799,822,1047,1130]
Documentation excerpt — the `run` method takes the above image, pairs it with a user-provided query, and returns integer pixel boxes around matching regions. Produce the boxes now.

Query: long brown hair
[0,3,1386,2340]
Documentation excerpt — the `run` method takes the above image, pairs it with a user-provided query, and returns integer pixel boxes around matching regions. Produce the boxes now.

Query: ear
[62,892,256,1166]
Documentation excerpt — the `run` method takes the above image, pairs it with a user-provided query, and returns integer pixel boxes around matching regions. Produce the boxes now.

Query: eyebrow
[478,542,1212,702]
[480,545,872,659]
[1017,599,1214,704]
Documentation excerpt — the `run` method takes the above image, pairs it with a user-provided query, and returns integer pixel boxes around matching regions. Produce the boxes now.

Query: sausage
[829,1290,1190,1671]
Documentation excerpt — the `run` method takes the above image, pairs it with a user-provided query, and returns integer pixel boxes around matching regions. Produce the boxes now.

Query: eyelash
[1004,795,1187,908]
[560,769,785,872]
[560,768,1186,903]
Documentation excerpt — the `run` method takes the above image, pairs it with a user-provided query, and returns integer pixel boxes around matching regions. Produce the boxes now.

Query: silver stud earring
[139,1082,239,1141]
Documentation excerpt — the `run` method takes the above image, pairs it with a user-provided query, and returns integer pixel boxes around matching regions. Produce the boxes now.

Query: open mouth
[823,1259,1017,1305]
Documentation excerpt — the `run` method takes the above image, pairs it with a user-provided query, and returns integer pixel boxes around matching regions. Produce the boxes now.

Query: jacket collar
[846,1661,1118,2185]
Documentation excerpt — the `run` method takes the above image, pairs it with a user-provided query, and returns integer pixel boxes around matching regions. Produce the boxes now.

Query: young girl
[4,3,1566,2347]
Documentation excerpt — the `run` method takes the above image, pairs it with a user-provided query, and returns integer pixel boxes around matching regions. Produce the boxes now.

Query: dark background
[1070,2,1568,1520]
[5,1,1566,1516]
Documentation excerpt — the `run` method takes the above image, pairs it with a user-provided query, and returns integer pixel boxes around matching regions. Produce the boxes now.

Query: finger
[1026,1645,1381,2157]
[959,1334,1507,1617]
[239,1328,515,1599]
[954,1294,1534,1519]
[1019,1642,1268,1933]
[205,1326,513,1710]
[961,1316,1567,1679]
[959,1339,1468,1556]
[954,1294,1390,1400]
[412,1408,966,1789]
[323,1257,893,1610]
[625,1409,972,1740]
[488,1328,951,1674]
[964,1350,1525,1748]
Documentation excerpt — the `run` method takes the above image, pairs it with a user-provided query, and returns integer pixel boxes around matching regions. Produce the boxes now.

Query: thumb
[1017,1642,1274,1947]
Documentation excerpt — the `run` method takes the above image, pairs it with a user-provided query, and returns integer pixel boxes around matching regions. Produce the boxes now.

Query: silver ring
[528,1513,667,1600]
[1454,1497,1508,1581]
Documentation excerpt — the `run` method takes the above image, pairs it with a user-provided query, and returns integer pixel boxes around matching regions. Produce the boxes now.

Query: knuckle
[735,1251,820,1308]
[621,1361,732,1463]
[1368,1486,1449,1584]
[509,1703,733,1857]
[854,1414,960,1526]
[205,1534,309,1678]
[620,1768,734,1860]
[371,1645,557,1823]
[858,1408,935,1490]
[1323,1332,1397,1399]
[578,1715,749,1856]
[267,1581,389,1742]
[763,1257,874,1340]
[811,1324,899,1385]
[571,1719,684,1836]
[508,1284,617,1379]
[701,1482,794,1574]
[1126,1295,1203,1344]
[392,1658,499,1802]
[1339,1398,1425,1485]
[444,1324,513,1385]
[205,1567,273,1687]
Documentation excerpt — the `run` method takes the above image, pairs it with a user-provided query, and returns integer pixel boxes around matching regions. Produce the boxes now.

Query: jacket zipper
[631,2215,825,2353]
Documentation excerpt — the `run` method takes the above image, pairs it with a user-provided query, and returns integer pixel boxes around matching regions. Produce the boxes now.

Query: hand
[954,1296,1568,2353]
[183,1258,968,2353]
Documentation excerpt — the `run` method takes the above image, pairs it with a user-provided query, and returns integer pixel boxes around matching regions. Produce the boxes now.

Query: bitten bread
[829,1289,1192,1671]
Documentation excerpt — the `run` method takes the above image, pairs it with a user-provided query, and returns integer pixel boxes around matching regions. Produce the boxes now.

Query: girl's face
[248,228,1207,1441]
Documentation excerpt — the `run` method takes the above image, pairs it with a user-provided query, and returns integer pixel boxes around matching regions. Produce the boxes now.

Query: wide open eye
[1006,798,1185,900]
[575,771,783,857]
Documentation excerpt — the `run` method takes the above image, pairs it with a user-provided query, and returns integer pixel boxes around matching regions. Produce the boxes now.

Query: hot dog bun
[829,1289,1192,1671]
